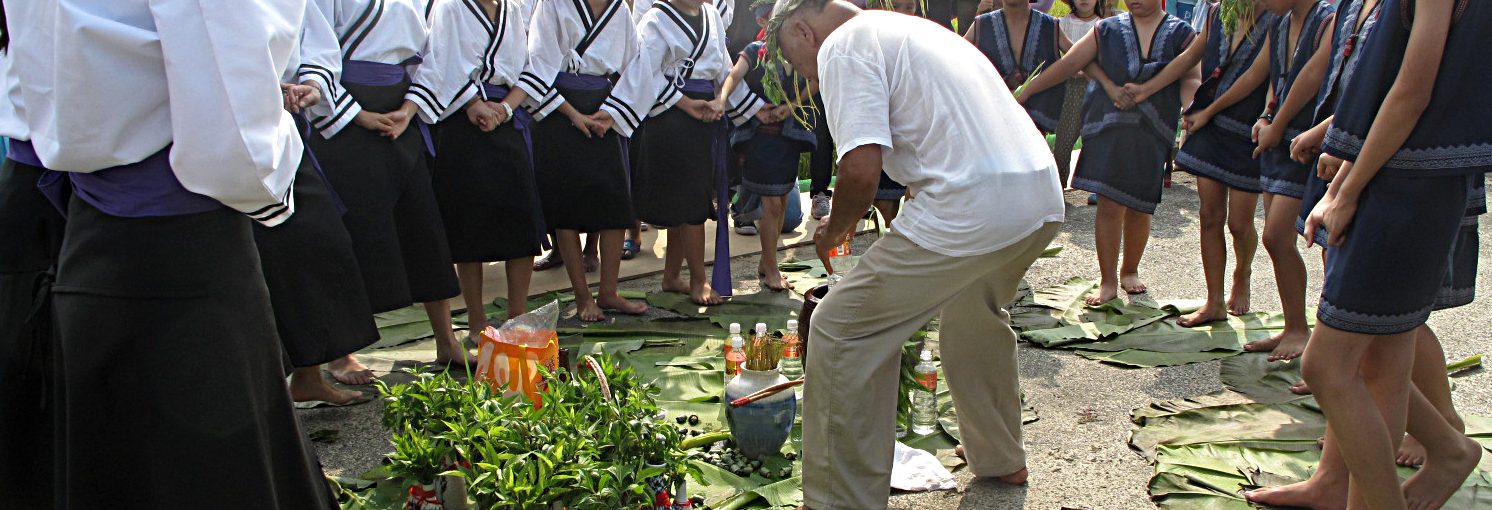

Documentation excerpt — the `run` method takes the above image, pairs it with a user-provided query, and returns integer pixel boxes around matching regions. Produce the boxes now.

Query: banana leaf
[1129,401,1326,460]
[1078,348,1241,368]
[1218,353,1311,404]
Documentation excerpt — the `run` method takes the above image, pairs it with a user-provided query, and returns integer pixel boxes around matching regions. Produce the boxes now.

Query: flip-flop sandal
[621,239,640,260]
[533,252,564,271]
[293,392,374,409]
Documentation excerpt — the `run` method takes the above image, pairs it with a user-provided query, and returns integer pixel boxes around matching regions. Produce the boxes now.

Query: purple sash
[294,115,348,216]
[6,138,42,167]
[31,142,222,218]
[553,72,613,91]
[343,58,436,157]
[677,77,733,298]
[482,83,550,250]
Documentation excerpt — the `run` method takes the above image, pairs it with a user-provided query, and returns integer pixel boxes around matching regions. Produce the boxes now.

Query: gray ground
[302,172,1492,509]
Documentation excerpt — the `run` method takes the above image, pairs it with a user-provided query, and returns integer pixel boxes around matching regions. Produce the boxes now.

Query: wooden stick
[729,378,805,408]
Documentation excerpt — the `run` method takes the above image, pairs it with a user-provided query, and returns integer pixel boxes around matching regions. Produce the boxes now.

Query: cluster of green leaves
[375,357,694,509]
[1219,0,1258,37]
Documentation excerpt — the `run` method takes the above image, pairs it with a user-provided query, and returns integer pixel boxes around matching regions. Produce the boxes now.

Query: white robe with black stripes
[306,0,431,138]
[602,0,761,137]
[631,0,733,31]
[519,0,639,121]
[290,1,351,129]
[406,0,529,123]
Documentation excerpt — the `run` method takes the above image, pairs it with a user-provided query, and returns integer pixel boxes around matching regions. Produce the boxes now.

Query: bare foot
[434,339,480,369]
[1085,282,1119,306]
[1120,273,1147,295]
[759,267,790,292]
[1291,381,1312,395]
[691,282,724,306]
[597,293,647,315]
[1178,302,1229,327]
[1243,330,1309,361]
[1403,434,1482,510]
[1244,478,1348,510]
[1398,435,1428,467]
[289,370,366,405]
[328,355,375,385]
[661,277,689,295]
[576,298,606,322]
[583,253,600,273]
[1227,276,1251,315]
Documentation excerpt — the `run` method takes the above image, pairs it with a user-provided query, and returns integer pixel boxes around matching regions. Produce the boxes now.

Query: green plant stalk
[682,431,733,450]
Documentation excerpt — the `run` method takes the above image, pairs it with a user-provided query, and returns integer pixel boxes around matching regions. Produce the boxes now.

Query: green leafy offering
[375,357,694,509]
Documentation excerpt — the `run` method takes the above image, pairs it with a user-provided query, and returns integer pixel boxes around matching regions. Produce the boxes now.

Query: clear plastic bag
[475,300,560,405]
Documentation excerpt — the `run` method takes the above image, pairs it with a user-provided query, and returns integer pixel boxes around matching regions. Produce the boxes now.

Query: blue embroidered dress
[1257,1,1334,198]
[974,9,1065,132]
[1175,5,1276,193]
[1311,0,1490,335]
[1070,12,1195,214]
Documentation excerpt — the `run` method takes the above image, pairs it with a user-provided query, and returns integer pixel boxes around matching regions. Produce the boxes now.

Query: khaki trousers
[802,222,1062,510]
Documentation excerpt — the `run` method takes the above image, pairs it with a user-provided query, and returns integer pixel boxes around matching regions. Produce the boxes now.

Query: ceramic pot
[724,368,797,459]
[797,284,829,365]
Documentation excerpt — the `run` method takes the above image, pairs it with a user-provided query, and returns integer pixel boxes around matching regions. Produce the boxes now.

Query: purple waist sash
[669,77,734,297]
[32,142,222,218]
[343,58,436,157]
[553,72,613,91]
[6,138,42,167]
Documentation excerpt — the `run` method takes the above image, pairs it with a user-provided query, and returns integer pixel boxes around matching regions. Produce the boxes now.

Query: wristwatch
[1259,111,1275,123]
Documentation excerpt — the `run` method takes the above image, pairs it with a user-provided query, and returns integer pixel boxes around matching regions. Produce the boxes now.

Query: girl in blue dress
[1294,0,1490,508]
[966,0,1072,133]
[1134,1,1275,330]
[1018,0,1198,305]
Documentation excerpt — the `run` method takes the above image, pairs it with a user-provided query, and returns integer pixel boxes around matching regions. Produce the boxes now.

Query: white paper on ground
[890,441,959,492]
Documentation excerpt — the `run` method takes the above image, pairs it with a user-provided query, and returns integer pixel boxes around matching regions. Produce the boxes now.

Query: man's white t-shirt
[819,11,1065,257]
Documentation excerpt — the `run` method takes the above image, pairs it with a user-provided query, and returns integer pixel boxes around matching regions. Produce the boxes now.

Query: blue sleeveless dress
[1311,0,1491,335]
[1175,5,1276,193]
[975,10,1066,132]
[1070,13,1195,214]
[1257,1,1335,199]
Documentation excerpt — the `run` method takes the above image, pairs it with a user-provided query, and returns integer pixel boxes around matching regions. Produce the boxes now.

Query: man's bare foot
[952,445,1028,485]
[597,293,647,315]
[289,370,367,405]
[576,298,606,322]
[1291,381,1312,395]
[661,276,689,295]
[1178,302,1229,327]
[1243,330,1309,361]
[328,355,375,385]
[1403,434,1482,510]
[1244,477,1348,510]
[1120,273,1147,294]
[1085,282,1119,306]
[1227,277,1251,315]
[1398,435,1428,467]
[691,282,724,306]
[759,267,790,292]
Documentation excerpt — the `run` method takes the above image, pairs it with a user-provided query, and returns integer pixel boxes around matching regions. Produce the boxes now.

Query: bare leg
[1246,194,1310,361]
[1088,196,1124,306]
[661,226,689,296]
[595,229,646,314]
[427,300,476,367]
[456,262,488,338]
[554,229,603,322]
[1300,324,1414,510]
[1225,188,1259,315]
[504,256,534,320]
[1119,205,1152,295]
[288,366,364,404]
[1402,385,1481,510]
[1245,430,1350,510]
[759,194,790,291]
[1398,325,1465,466]
[1178,177,1231,327]
[680,224,722,305]
[873,199,900,225]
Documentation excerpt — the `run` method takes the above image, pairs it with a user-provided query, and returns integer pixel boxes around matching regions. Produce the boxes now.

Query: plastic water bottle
[779,320,803,382]
[911,349,939,435]
[827,239,852,288]
[726,323,745,378]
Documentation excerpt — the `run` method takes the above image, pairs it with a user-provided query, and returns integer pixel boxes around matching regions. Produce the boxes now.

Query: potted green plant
[387,424,455,509]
